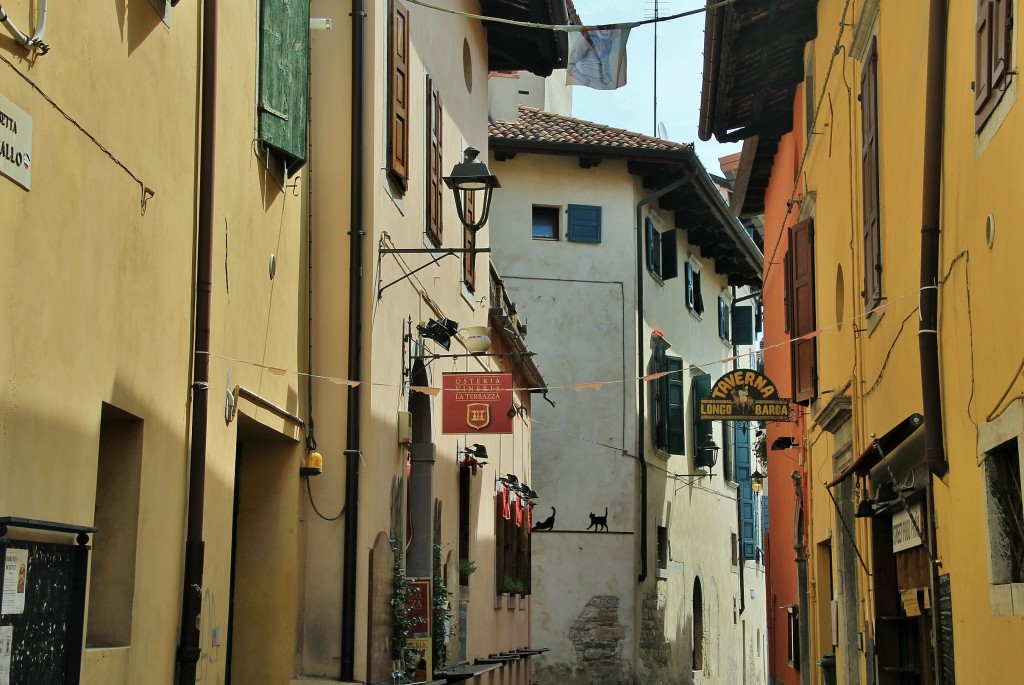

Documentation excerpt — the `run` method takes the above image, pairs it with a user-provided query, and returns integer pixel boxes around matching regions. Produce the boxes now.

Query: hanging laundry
[566,27,631,90]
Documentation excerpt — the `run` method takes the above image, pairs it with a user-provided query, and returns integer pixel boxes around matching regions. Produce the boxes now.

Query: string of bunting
[198,280,926,395]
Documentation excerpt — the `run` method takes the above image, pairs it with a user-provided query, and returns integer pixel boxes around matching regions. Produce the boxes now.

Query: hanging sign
[0,94,32,190]
[699,368,792,421]
[442,373,514,434]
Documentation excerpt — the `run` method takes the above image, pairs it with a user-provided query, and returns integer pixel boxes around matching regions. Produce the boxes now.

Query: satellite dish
[658,121,669,140]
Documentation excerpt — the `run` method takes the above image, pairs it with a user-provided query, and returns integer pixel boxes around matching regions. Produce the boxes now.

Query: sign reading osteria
[699,368,792,422]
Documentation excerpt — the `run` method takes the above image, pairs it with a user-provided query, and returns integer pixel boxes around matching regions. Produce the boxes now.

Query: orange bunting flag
[800,330,820,341]
[642,371,671,382]
[267,367,287,376]
[410,386,441,396]
[329,378,360,387]
[573,382,603,392]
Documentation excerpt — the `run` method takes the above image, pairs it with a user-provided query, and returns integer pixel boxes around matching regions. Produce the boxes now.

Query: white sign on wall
[892,502,924,553]
[0,93,32,190]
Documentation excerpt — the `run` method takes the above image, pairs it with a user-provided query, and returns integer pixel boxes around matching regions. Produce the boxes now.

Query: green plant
[432,543,452,668]
[502,575,526,595]
[458,558,477,578]
[390,538,413,663]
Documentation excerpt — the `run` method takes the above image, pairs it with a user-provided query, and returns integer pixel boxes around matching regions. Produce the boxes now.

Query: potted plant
[458,558,477,587]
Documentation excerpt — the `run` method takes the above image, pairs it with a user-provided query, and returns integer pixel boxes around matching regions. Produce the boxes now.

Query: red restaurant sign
[442,373,514,434]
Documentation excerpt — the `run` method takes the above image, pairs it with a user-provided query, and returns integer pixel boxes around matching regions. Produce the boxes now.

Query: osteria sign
[699,368,792,422]
[0,93,31,190]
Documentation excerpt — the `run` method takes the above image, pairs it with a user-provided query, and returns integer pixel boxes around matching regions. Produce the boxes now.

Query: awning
[825,413,924,488]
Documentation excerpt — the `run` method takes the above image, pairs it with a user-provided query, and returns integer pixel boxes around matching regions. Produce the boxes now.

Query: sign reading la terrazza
[699,369,792,422]
[442,372,514,434]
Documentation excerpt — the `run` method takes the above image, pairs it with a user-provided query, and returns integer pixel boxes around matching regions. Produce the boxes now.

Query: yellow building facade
[1,1,559,683]
[791,0,1024,683]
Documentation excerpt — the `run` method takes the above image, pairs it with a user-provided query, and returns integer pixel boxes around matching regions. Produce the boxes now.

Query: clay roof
[489,107,693,154]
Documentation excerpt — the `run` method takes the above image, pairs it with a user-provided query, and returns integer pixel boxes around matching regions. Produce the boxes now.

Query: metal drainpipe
[919,3,948,678]
[733,287,745,616]
[340,0,365,679]
[635,172,692,583]
[177,1,217,682]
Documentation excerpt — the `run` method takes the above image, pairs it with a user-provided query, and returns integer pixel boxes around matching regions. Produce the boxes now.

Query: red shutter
[426,78,443,246]
[789,218,817,404]
[389,1,410,187]
[463,191,476,290]
[860,38,882,310]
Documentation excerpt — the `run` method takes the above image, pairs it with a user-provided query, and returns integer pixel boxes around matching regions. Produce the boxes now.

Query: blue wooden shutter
[258,0,310,172]
[666,356,684,454]
[761,493,769,535]
[568,205,602,243]
[661,229,678,280]
[736,427,755,560]
[692,374,714,466]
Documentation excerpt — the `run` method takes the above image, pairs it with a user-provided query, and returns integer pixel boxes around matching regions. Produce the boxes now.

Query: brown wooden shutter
[426,77,443,246]
[789,218,817,404]
[389,1,410,187]
[860,37,882,310]
[463,191,476,291]
[977,0,1013,130]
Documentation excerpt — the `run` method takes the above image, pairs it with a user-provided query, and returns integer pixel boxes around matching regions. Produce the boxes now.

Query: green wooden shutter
[666,356,684,454]
[258,0,309,172]
[685,262,694,309]
[692,374,714,466]
[732,305,754,345]
[718,297,729,340]
[661,229,678,280]
[568,204,602,243]
[646,218,660,272]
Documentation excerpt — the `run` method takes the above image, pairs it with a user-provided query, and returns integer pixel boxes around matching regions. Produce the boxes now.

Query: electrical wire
[306,476,346,521]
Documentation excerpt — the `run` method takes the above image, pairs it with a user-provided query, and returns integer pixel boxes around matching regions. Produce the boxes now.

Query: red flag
[514,494,523,526]
[526,502,533,530]
[502,485,511,520]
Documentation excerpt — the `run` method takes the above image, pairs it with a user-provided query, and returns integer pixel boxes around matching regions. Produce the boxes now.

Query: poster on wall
[0,625,11,685]
[442,373,514,434]
[2,549,28,615]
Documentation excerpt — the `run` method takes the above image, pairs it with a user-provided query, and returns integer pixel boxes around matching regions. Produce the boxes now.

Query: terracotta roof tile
[489,106,693,153]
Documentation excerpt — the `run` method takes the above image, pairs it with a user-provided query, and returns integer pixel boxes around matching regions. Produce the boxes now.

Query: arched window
[693,577,704,671]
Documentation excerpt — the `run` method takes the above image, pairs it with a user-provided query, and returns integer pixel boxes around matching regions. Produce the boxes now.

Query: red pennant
[515,496,524,526]
[526,502,533,530]
[502,485,511,520]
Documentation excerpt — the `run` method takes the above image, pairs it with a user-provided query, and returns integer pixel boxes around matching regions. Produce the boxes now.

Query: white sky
[568,0,740,175]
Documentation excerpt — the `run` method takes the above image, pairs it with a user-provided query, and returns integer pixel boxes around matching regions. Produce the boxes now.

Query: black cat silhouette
[532,507,556,531]
[587,506,609,532]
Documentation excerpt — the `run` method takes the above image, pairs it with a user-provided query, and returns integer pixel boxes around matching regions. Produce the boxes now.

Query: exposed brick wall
[566,595,626,685]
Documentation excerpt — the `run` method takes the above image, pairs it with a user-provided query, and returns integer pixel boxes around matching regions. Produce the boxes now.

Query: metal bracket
[376,245,491,299]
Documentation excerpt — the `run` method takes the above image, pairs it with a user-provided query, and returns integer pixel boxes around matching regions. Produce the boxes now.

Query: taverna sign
[699,369,792,422]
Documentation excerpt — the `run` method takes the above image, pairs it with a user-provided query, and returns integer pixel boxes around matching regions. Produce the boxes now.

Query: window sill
[531,236,559,241]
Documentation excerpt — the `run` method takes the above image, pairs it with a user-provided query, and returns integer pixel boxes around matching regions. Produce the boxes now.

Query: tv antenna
[645,1,670,137]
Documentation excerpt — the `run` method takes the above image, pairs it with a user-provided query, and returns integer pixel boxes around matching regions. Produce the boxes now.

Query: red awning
[825,413,924,488]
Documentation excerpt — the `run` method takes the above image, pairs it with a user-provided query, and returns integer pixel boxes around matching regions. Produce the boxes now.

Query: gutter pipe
[340,0,365,679]
[698,0,724,141]
[635,173,692,583]
[177,0,218,682]
[920,0,948,681]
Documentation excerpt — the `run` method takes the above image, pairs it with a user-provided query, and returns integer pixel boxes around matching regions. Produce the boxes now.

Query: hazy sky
[569,0,740,174]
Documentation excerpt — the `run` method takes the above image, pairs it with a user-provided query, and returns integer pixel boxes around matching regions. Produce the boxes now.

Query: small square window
[532,206,559,240]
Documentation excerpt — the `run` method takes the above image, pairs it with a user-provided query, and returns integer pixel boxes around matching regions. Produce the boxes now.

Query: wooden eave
[480,0,570,77]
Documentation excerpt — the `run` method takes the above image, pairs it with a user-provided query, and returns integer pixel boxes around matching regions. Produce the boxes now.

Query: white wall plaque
[892,503,924,553]
[0,94,32,190]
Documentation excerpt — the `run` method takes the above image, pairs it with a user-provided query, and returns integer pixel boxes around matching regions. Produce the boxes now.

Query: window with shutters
[532,206,559,240]
[495,491,531,595]
[388,0,410,190]
[784,218,817,404]
[426,76,444,246]
[976,0,1014,132]
[463,190,476,291]
[692,374,715,466]
[685,261,704,316]
[568,204,602,243]
[652,348,685,455]
[860,38,882,311]
[645,218,678,279]
[257,0,309,176]
[718,297,730,342]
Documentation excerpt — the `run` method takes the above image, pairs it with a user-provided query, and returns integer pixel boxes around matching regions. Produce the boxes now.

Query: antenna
[645,1,670,136]
[658,121,669,140]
